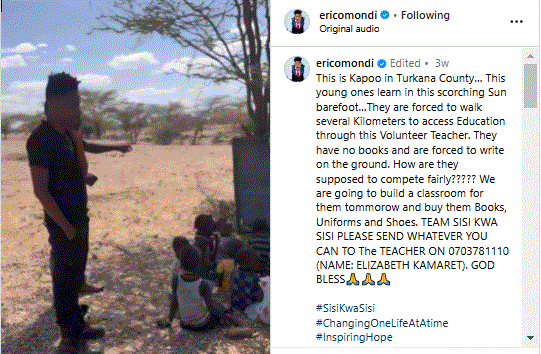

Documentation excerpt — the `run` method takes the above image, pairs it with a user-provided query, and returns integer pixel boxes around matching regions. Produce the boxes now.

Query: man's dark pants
[46,216,89,335]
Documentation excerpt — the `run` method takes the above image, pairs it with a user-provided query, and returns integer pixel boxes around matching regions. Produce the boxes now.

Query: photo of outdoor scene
[2,0,270,353]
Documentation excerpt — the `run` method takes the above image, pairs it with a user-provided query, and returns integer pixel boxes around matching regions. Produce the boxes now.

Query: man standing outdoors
[27,72,104,353]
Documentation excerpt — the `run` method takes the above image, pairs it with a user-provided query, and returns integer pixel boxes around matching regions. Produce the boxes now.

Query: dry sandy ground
[1,134,270,353]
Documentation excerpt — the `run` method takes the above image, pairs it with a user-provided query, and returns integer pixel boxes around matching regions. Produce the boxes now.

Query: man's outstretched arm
[69,128,88,176]
[83,141,132,154]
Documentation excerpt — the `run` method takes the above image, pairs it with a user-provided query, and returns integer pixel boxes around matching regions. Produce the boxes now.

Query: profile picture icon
[285,9,310,34]
[285,56,309,82]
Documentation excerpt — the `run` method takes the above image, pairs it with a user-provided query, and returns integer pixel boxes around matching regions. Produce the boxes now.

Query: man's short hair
[294,10,302,15]
[294,57,303,63]
[45,72,80,100]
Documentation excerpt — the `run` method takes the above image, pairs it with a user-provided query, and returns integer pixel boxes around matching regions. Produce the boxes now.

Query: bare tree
[2,113,43,136]
[90,0,270,137]
[1,118,12,139]
[80,89,117,138]
[191,95,227,144]
[115,101,150,144]
[151,102,194,145]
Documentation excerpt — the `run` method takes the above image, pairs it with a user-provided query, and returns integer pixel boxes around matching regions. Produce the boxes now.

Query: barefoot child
[230,247,264,311]
[170,236,190,279]
[216,239,245,292]
[158,236,190,328]
[249,218,270,276]
[215,218,234,262]
[193,214,218,280]
[158,244,236,330]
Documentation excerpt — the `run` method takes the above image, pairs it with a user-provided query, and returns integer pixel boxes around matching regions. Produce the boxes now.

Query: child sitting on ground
[215,218,235,262]
[245,276,270,324]
[216,239,245,292]
[194,214,218,280]
[230,247,264,311]
[171,236,190,280]
[157,244,236,331]
[249,218,270,276]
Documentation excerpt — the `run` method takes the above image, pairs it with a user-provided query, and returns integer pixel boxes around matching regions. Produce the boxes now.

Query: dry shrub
[196,197,236,224]
[151,115,194,145]
[4,153,28,162]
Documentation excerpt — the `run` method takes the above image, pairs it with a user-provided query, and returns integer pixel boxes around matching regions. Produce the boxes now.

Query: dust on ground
[1,132,270,353]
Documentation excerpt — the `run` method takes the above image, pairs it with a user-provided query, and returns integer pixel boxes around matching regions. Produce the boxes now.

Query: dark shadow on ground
[2,307,58,353]
[3,238,269,353]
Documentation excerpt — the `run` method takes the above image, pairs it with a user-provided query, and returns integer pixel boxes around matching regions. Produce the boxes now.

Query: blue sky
[1,0,246,114]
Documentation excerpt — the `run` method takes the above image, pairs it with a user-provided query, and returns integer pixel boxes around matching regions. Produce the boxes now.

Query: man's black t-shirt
[26,120,87,231]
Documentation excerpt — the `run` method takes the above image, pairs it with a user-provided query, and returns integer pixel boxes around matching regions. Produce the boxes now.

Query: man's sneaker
[57,340,78,354]
[57,338,103,354]
[80,304,89,316]
[81,325,105,340]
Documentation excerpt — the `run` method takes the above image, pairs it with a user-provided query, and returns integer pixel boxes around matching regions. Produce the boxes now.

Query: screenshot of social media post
[0,0,539,353]
[272,1,540,353]
[2,0,270,353]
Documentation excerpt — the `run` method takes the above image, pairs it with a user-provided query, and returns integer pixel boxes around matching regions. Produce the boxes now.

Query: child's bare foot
[79,283,104,294]
[224,327,258,339]
[219,316,234,327]
[219,313,242,327]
